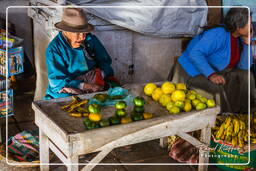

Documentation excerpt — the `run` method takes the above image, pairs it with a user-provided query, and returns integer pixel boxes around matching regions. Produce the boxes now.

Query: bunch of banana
[61,96,89,117]
[213,114,252,148]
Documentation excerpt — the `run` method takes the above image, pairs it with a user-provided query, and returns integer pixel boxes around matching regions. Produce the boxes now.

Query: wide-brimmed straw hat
[55,8,94,33]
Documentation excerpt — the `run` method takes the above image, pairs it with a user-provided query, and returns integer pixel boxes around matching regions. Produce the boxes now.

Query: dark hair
[202,7,250,33]
[224,8,250,32]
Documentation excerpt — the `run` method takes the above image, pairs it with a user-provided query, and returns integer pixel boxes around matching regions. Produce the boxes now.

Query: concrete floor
[0,76,223,171]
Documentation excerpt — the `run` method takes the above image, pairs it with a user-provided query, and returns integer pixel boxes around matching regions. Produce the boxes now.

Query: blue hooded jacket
[45,32,114,99]
[178,27,252,77]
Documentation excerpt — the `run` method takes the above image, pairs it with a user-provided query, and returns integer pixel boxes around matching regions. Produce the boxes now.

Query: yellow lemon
[169,106,180,114]
[89,113,102,122]
[187,93,196,100]
[171,90,186,102]
[159,94,172,107]
[199,97,207,103]
[152,88,163,101]
[166,101,175,111]
[192,99,200,107]
[176,83,187,90]
[161,82,176,94]
[196,102,207,111]
[174,100,185,109]
[144,83,157,96]
[206,99,216,108]
[185,99,192,104]
[183,102,192,112]
[188,90,197,94]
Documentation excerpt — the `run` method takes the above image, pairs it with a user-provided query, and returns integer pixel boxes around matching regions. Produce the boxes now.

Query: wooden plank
[81,147,113,171]
[39,129,49,171]
[48,141,69,165]
[176,132,208,150]
[198,125,212,171]
[33,107,70,156]
[67,155,79,171]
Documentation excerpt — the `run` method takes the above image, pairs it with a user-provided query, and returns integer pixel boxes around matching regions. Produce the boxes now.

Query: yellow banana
[224,117,232,129]
[216,124,225,139]
[233,119,240,135]
[252,138,256,144]
[232,136,238,147]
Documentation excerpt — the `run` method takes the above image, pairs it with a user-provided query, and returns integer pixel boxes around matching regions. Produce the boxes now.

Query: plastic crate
[0,47,24,77]
[0,89,13,117]
[210,139,256,171]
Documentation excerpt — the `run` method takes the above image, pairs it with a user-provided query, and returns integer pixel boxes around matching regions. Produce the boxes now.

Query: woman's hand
[83,83,103,92]
[209,74,226,85]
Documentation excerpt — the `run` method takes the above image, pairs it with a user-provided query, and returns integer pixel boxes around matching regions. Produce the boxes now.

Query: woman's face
[236,17,253,37]
[63,32,87,48]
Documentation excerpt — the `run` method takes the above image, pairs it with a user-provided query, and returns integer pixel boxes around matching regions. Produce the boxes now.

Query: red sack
[169,138,199,163]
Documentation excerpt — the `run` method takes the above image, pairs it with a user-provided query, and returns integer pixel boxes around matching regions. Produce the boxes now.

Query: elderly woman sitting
[44,8,118,99]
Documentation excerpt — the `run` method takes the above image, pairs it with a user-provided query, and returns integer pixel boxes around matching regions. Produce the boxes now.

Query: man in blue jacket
[45,8,117,99]
[175,8,255,113]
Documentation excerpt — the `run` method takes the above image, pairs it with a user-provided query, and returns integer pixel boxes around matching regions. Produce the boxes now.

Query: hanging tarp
[67,0,208,37]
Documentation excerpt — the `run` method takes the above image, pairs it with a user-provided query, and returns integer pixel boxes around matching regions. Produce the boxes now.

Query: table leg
[198,125,211,171]
[39,129,49,171]
[67,155,79,171]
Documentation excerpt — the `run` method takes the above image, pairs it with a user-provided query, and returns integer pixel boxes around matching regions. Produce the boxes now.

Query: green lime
[196,102,207,111]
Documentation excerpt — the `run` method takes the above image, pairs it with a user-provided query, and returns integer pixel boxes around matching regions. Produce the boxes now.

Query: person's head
[224,8,252,37]
[63,31,87,48]
[54,8,94,48]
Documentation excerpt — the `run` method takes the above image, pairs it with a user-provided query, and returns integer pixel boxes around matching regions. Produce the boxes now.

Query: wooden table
[32,83,220,171]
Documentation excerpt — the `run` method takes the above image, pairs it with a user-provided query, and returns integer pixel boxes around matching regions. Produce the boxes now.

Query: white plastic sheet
[67,0,208,37]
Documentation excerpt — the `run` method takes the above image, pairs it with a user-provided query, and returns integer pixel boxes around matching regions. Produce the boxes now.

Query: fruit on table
[186,93,196,100]
[99,119,110,127]
[144,82,216,115]
[161,82,176,94]
[115,109,126,117]
[88,104,101,114]
[166,101,175,111]
[174,100,185,109]
[144,83,157,96]
[69,113,83,117]
[159,94,172,107]
[206,99,216,108]
[152,88,163,101]
[115,101,127,110]
[93,93,108,102]
[143,112,153,119]
[109,116,121,125]
[168,106,180,114]
[131,112,144,121]
[133,96,145,107]
[171,90,185,102]
[89,113,102,122]
[199,97,207,103]
[83,118,99,130]
[121,117,132,124]
[134,106,145,113]
[176,83,187,90]
[195,102,207,111]
[183,102,192,112]
[192,99,200,107]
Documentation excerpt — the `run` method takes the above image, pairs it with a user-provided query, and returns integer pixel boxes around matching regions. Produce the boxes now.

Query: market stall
[32,83,220,171]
